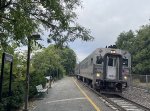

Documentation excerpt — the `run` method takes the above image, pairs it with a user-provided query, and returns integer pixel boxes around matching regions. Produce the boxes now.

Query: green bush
[11,82,25,109]
[0,81,24,110]
[0,102,5,111]
[29,71,46,98]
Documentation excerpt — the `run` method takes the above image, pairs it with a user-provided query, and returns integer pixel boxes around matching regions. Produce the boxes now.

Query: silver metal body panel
[75,48,131,81]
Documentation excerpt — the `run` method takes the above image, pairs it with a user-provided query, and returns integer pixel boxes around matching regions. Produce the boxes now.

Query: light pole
[23,34,41,111]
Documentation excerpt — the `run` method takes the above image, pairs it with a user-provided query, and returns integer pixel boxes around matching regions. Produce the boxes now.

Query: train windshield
[108,57,117,67]
[96,56,103,64]
[108,58,113,66]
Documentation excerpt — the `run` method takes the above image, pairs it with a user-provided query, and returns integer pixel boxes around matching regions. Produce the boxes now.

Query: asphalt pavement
[31,77,114,111]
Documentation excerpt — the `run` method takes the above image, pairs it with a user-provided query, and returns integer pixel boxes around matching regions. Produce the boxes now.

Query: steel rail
[119,95,150,111]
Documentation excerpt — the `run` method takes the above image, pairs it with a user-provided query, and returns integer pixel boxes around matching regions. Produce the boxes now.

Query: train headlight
[124,76,127,80]
[111,50,116,54]
[96,73,100,77]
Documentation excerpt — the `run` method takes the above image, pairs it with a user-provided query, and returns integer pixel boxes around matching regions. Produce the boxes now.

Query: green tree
[29,45,66,97]
[115,30,135,52]
[115,25,150,75]
[0,0,93,48]
[132,25,150,74]
[29,45,77,97]
[0,0,94,109]
[59,47,76,75]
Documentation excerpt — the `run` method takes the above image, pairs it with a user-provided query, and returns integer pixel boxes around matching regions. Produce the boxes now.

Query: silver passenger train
[75,48,131,93]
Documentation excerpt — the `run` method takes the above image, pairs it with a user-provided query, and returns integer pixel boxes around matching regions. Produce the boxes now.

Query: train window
[96,56,103,64]
[91,58,93,64]
[108,58,113,66]
[123,59,128,66]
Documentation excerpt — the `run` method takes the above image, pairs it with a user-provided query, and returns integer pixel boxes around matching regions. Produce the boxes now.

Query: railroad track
[106,95,149,111]
[76,79,150,111]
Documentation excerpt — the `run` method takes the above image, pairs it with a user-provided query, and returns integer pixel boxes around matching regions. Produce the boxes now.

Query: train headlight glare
[111,50,116,53]
[124,76,127,80]
[96,73,100,77]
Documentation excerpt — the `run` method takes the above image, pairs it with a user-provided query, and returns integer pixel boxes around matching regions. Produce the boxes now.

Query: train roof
[80,48,131,63]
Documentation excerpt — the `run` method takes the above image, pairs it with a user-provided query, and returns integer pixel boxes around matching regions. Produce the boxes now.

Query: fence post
[146,75,149,93]
[130,74,133,90]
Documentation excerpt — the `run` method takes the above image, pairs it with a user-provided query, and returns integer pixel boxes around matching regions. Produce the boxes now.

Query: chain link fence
[127,74,150,92]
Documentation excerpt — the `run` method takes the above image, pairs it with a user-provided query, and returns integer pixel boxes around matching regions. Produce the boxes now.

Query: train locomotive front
[76,48,131,93]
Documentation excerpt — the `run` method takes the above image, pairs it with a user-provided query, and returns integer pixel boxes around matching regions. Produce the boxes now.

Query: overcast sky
[67,0,150,62]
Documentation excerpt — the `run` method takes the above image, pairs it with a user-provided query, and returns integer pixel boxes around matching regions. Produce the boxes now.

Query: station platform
[31,77,114,111]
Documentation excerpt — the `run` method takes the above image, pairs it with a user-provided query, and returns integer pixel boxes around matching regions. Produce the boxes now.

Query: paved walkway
[30,77,113,111]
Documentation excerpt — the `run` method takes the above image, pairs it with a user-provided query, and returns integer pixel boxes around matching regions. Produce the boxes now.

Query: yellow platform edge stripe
[73,78,101,111]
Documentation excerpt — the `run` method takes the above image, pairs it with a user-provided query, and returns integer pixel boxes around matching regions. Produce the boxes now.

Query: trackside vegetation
[0,0,149,110]
[0,45,77,110]
[0,0,93,110]
[30,45,77,97]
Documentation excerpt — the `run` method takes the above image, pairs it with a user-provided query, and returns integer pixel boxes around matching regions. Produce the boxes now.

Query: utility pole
[23,34,41,111]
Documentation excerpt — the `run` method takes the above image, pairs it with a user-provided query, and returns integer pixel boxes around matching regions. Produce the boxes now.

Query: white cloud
[70,0,150,61]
